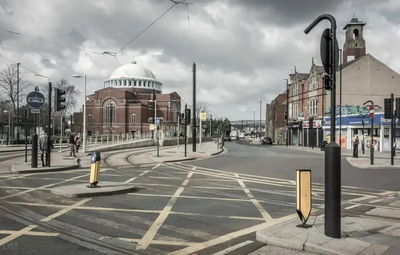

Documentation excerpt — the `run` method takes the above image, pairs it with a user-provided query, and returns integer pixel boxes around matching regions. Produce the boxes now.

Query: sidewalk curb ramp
[346,157,400,169]
[11,158,80,174]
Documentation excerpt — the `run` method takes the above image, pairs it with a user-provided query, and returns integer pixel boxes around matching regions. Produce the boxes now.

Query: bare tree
[189,100,210,117]
[0,64,28,113]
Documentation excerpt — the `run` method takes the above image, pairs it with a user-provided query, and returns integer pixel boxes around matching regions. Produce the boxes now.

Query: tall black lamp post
[285,79,289,147]
[304,14,341,239]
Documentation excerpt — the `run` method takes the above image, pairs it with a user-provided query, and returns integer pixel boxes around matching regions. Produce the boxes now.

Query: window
[87,114,92,124]
[309,76,318,91]
[131,114,136,123]
[105,102,116,124]
[308,99,318,116]
[292,83,299,96]
[293,103,299,119]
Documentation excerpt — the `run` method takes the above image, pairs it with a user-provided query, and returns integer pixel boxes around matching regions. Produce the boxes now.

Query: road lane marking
[167,213,298,255]
[370,199,384,203]
[136,171,194,250]
[127,193,251,202]
[0,230,59,236]
[344,204,361,210]
[0,168,110,200]
[123,170,150,184]
[235,174,272,221]
[152,164,161,170]
[116,238,198,246]
[0,198,91,247]
[212,240,254,255]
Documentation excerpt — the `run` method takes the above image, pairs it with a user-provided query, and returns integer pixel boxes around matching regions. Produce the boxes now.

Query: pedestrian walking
[75,133,82,153]
[69,132,76,158]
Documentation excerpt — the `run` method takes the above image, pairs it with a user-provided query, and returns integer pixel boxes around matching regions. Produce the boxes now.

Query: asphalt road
[0,142,398,255]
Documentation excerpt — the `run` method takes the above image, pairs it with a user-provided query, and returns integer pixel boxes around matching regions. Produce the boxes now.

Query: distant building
[70,59,181,138]
[266,92,287,144]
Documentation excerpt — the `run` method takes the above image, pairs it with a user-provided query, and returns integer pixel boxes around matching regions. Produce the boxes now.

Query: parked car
[261,137,273,145]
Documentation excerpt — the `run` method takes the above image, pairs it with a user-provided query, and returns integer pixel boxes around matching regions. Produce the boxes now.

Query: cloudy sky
[0,0,399,121]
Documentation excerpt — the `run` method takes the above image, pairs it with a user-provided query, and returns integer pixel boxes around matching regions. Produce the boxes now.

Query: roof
[315,66,325,74]
[297,73,309,80]
[343,16,366,30]
[337,57,362,71]
[109,60,158,80]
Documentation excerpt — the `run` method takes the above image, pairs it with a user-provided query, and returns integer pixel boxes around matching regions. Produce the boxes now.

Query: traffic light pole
[184,103,187,157]
[391,93,394,166]
[48,82,52,167]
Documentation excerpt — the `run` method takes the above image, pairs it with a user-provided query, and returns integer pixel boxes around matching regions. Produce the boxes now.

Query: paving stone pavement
[256,212,400,255]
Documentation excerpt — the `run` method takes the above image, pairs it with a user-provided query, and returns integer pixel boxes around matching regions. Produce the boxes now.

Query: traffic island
[51,182,136,198]
[256,214,398,255]
[11,156,81,174]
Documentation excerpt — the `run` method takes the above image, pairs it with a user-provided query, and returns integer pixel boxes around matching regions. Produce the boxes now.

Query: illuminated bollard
[296,169,312,228]
[88,151,101,188]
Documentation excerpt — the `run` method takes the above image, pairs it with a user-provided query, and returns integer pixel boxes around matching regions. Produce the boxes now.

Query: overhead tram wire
[116,0,187,54]
[0,27,103,55]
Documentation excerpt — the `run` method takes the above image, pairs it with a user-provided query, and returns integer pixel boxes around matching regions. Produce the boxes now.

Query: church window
[131,114,136,123]
[353,29,359,40]
[87,114,92,124]
[105,102,116,124]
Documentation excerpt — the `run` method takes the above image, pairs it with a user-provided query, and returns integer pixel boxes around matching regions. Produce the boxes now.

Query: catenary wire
[0,27,102,55]
[116,0,187,54]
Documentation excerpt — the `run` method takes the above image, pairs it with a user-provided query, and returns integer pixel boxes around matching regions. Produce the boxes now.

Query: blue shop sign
[323,113,396,126]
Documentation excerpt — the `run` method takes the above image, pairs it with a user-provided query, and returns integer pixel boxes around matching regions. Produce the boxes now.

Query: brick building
[266,92,287,144]
[71,60,181,137]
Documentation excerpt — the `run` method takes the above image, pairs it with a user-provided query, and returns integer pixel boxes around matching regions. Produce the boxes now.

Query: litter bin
[320,141,327,151]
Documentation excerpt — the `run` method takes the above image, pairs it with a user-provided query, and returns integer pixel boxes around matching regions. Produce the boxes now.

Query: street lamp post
[16,63,20,143]
[285,79,289,147]
[73,74,87,153]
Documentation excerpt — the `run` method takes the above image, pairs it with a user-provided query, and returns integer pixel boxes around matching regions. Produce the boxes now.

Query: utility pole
[339,49,343,147]
[259,99,262,141]
[16,63,20,143]
[192,62,197,152]
[285,79,289,147]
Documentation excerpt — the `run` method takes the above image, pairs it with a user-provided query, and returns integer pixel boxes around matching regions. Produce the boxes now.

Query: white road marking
[370,199,384,203]
[136,171,194,250]
[212,240,254,255]
[167,213,298,255]
[123,170,150,184]
[344,204,361,210]
[235,174,272,221]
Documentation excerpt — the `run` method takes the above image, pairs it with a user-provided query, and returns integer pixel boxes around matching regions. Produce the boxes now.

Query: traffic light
[396,98,400,118]
[54,88,66,111]
[309,117,314,129]
[323,75,332,90]
[185,108,191,124]
[284,112,288,120]
[384,98,392,119]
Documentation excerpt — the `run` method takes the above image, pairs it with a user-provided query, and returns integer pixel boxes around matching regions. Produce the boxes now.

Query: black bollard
[31,134,38,168]
[324,142,341,238]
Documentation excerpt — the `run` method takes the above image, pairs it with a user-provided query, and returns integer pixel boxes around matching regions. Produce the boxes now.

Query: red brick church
[70,59,181,137]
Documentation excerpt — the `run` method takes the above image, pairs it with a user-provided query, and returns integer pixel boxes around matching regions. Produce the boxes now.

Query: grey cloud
[228,0,348,27]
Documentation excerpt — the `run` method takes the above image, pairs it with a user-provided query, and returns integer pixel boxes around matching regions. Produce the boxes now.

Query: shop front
[302,120,323,147]
[288,121,302,146]
[323,112,399,152]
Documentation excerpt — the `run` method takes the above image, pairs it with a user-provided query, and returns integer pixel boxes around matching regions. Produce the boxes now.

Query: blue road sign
[156,117,161,126]
[26,91,45,109]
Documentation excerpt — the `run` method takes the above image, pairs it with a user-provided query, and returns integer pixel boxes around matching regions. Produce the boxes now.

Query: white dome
[104,60,163,92]
[109,61,157,80]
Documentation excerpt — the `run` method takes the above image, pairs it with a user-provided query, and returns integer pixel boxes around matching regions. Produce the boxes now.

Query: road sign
[155,117,162,126]
[298,112,304,120]
[200,112,207,121]
[26,91,45,109]
[31,109,40,114]
[369,105,374,118]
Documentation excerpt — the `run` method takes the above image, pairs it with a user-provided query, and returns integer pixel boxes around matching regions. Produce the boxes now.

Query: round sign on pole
[26,91,45,109]
[369,105,374,118]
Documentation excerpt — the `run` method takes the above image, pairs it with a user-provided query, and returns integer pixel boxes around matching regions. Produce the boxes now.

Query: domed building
[71,60,181,137]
